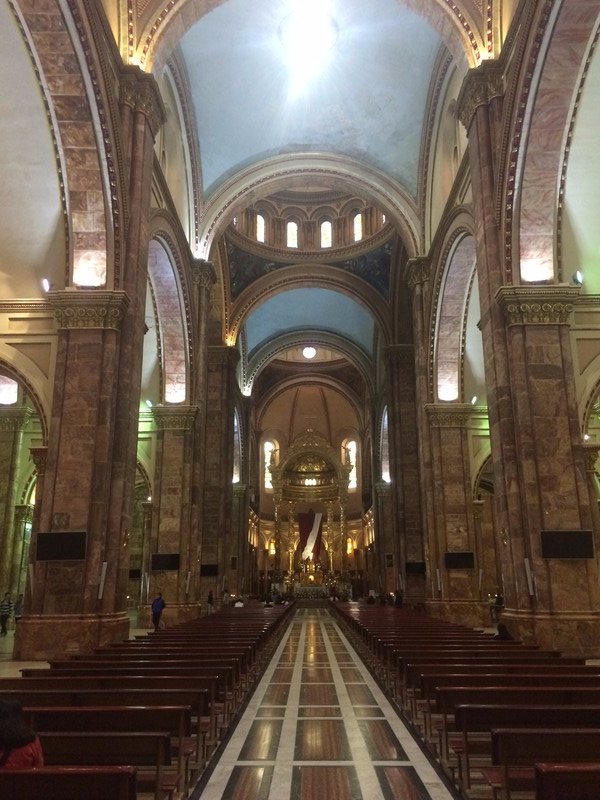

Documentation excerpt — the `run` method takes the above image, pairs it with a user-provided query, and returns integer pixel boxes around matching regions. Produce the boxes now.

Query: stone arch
[0,355,49,444]
[512,0,600,283]
[147,234,191,404]
[201,154,421,262]
[137,0,484,75]
[433,230,477,401]
[228,263,392,349]
[245,331,374,398]
[10,0,120,288]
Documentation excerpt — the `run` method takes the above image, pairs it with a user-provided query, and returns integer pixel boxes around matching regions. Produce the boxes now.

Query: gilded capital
[191,259,217,292]
[574,442,600,474]
[457,60,504,131]
[49,290,129,330]
[495,285,580,325]
[152,404,198,430]
[0,407,32,432]
[426,403,473,427]
[30,446,48,475]
[119,66,166,137]
[405,257,431,288]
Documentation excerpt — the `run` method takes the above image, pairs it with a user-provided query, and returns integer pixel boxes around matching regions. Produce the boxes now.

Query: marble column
[200,346,240,594]
[374,480,393,593]
[458,62,600,654]
[0,407,31,591]
[405,257,433,605]
[15,292,130,660]
[189,260,217,604]
[140,404,198,627]
[10,505,32,596]
[383,344,422,598]
[425,404,480,625]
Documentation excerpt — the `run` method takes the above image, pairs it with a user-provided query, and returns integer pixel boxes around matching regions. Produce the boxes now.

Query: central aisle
[195,607,455,800]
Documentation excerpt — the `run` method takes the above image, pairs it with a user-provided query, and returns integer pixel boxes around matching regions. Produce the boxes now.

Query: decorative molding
[426,403,474,427]
[0,408,33,432]
[151,404,198,430]
[495,285,580,325]
[120,65,166,137]
[456,59,504,131]
[30,446,48,475]
[48,290,130,330]
[405,256,431,288]
[191,259,217,292]
[573,442,600,474]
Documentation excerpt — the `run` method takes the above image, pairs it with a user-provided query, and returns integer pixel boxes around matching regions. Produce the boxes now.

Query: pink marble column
[200,346,241,596]
[0,408,31,591]
[15,292,130,660]
[139,404,198,627]
[382,344,423,601]
[425,404,481,626]
[405,257,435,606]
[459,62,600,655]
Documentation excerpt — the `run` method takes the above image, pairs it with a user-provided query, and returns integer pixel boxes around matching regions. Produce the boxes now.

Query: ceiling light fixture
[303,346,317,359]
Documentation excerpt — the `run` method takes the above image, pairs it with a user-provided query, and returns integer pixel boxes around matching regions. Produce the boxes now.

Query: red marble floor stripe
[302,666,334,682]
[238,720,283,761]
[346,683,377,705]
[299,706,341,717]
[357,719,408,760]
[300,683,339,705]
[261,683,290,704]
[375,766,431,800]
[222,766,273,800]
[255,707,285,718]
[272,667,294,681]
[291,765,361,800]
[340,667,364,681]
[295,719,352,761]
[354,706,384,718]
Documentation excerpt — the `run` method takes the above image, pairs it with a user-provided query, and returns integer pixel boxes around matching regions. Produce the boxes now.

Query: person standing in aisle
[151,592,166,631]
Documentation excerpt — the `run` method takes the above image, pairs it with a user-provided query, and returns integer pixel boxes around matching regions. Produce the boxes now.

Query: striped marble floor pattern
[194,607,454,800]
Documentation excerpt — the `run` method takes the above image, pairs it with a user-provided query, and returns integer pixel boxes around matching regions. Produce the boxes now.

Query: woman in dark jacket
[0,698,43,769]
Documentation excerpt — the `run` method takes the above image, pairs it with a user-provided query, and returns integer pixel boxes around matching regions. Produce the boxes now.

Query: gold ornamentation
[406,257,431,287]
[119,66,166,136]
[496,286,580,325]
[574,442,600,474]
[457,60,504,131]
[152,404,198,430]
[191,259,217,291]
[426,403,473,427]
[49,290,129,330]
[0,408,32,432]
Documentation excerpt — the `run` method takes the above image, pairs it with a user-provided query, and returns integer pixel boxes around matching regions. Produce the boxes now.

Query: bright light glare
[303,346,317,359]
[279,2,338,94]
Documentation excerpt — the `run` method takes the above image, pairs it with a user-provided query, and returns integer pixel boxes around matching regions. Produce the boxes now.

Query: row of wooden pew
[329,601,600,800]
[0,602,295,800]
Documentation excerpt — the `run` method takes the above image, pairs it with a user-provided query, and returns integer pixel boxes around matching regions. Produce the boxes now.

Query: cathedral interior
[1,0,600,669]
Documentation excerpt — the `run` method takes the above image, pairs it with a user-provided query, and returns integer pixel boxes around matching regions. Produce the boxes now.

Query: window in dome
[320,220,332,248]
[256,213,265,243]
[287,221,298,248]
[353,212,363,242]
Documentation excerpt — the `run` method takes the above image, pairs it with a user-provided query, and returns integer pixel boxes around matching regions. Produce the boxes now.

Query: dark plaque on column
[36,531,86,561]
[541,530,594,559]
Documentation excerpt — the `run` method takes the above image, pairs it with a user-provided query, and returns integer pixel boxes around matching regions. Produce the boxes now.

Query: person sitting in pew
[0,698,43,769]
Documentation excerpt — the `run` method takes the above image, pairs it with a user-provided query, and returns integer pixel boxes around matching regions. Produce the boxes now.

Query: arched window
[380,408,390,483]
[264,440,278,489]
[256,213,265,243]
[286,220,298,248]
[342,438,357,489]
[320,220,332,248]
[0,376,18,405]
[353,212,363,242]
[232,410,241,483]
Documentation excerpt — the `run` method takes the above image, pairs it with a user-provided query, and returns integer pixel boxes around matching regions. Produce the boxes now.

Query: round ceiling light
[303,346,317,359]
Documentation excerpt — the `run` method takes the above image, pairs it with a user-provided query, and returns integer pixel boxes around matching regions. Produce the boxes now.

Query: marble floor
[193,608,456,800]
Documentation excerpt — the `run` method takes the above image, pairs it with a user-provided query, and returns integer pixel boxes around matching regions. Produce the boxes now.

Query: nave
[195,608,453,800]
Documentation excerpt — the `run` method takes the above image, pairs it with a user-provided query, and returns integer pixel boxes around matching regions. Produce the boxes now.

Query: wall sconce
[572,270,583,286]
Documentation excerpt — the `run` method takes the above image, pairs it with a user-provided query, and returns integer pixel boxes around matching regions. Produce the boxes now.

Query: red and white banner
[297,511,323,561]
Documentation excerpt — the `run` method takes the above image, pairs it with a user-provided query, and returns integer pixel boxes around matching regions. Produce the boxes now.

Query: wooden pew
[452,704,600,791]
[24,705,195,790]
[482,728,600,800]
[0,687,212,765]
[38,731,176,800]
[535,762,600,800]
[0,766,137,800]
